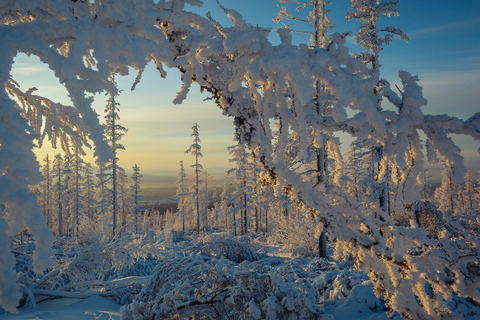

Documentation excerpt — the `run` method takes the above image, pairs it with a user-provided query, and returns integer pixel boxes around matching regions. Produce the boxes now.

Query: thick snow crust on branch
[1,0,480,317]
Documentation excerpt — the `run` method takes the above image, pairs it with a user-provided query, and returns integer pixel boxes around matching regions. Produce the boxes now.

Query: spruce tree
[346,0,408,213]
[83,162,96,222]
[117,167,129,235]
[103,89,127,238]
[346,0,408,80]
[52,154,64,236]
[185,123,203,234]
[434,159,456,214]
[131,164,143,233]
[227,140,256,235]
[463,171,474,210]
[275,0,339,257]
[95,163,110,222]
[201,171,212,230]
[274,0,335,49]
[275,0,337,187]
[175,160,188,232]
[42,154,52,230]
[476,171,480,210]
[70,145,84,235]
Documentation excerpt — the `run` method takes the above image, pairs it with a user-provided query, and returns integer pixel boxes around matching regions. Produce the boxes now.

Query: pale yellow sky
[14,54,236,188]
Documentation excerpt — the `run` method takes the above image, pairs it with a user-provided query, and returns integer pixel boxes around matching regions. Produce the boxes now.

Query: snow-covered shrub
[390,211,411,228]
[268,210,318,253]
[77,216,107,244]
[121,254,324,320]
[452,209,480,238]
[27,236,160,292]
[188,234,260,263]
[311,267,396,319]
[404,200,444,237]
[7,235,160,309]
[165,230,190,244]
[162,209,195,241]
[291,247,311,258]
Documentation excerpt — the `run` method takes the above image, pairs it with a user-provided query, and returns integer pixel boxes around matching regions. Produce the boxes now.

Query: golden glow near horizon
[15,54,236,188]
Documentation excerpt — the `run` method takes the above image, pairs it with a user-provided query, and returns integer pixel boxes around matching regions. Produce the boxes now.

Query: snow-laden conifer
[434,158,457,215]
[117,167,130,235]
[200,171,212,230]
[69,145,85,235]
[103,89,128,238]
[346,0,409,213]
[83,163,96,223]
[346,0,408,79]
[52,154,65,237]
[274,0,335,49]
[185,123,203,234]
[476,172,480,210]
[41,155,53,230]
[462,171,474,210]
[95,163,110,230]
[175,160,189,232]
[226,139,256,234]
[131,164,143,234]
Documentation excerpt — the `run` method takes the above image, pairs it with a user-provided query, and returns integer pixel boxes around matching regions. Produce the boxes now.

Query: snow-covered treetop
[274,0,335,49]
[185,122,202,158]
[346,0,409,79]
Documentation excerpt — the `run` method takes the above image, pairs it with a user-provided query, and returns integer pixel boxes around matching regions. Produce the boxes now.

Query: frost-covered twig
[5,78,90,156]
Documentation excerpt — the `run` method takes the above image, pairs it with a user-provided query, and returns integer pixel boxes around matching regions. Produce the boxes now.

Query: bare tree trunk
[196,152,200,234]
[112,105,117,239]
[74,149,80,235]
[243,189,248,234]
[265,208,268,234]
[58,161,63,237]
[318,224,327,259]
[182,198,185,232]
[233,209,237,236]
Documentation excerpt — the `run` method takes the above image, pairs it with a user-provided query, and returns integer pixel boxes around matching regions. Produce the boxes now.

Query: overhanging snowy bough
[1,0,480,318]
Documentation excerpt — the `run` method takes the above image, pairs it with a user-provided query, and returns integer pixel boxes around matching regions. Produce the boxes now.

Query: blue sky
[13,0,480,187]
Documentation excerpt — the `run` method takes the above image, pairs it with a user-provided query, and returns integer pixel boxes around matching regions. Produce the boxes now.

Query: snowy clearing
[4,296,121,320]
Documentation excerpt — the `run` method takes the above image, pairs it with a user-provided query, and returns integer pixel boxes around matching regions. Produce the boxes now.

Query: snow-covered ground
[1,233,407,320]
[5,296,121,320]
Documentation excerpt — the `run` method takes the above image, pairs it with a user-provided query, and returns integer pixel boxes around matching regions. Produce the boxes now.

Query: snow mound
[2,296,121,320]
[187,236,260,263]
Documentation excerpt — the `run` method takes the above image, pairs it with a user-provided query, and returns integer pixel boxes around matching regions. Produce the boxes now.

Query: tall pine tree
[103,88,127,238]
[52,154,64,236]
[131,164,143,233]
[185,123,203,234]
[346,0,408,213]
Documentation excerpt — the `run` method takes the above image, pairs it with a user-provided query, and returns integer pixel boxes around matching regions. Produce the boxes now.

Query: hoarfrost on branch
[1,0,479,318]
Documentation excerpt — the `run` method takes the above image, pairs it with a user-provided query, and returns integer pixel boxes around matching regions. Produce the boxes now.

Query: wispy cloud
[419,68,480,87]
[462,56,480,66]
[12,64,48,75]
[407,18,480,38]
